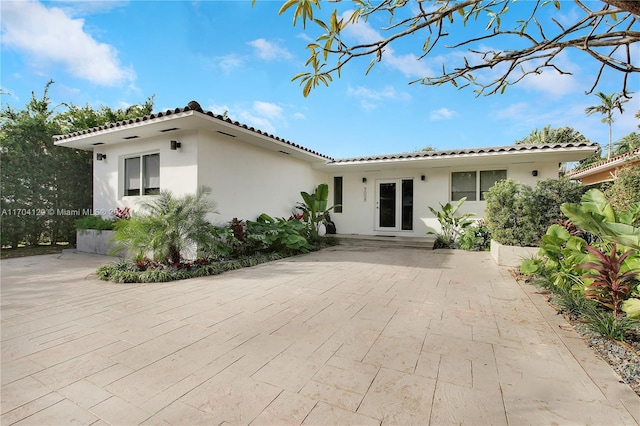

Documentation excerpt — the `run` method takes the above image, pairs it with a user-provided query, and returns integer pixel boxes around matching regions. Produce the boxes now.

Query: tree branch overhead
[273,0,640,96]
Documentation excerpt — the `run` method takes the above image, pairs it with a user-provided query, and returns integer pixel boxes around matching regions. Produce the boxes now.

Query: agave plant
[111,186,218,264]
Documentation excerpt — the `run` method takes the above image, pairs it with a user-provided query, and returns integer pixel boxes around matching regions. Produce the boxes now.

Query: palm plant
[111,187,218,264]
[428,197,476,248]
[515,125,588,145]
[296,183,339,238]
[585,92,629,159]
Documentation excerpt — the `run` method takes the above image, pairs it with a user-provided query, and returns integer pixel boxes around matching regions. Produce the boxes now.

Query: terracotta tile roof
[566,147,640,177]
[52,100,599,163]
[329,142,600,163]
[52,100,333,161]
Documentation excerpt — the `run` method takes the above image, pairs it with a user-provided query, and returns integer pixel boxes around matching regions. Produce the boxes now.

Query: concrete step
[335,234,435,250]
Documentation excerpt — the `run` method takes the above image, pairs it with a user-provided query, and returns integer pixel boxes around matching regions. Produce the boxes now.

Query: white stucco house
[54,101,599,238]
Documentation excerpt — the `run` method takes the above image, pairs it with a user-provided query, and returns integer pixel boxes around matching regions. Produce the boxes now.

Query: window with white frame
[451,170,506,201]
[124,153,160,196]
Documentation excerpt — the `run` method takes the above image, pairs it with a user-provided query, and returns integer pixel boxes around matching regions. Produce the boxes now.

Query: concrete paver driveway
[2,247,639,425]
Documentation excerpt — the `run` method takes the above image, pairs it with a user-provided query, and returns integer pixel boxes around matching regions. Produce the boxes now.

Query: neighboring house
[54,101,599,238]
[566,148,640,185]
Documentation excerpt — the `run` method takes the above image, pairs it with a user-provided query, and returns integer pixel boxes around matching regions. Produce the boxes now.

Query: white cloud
[347,85,408,110]
[296,32,313,43]
[207,103,231,116]
[238,113,277,134]
[1,1,135,86]
[217,54,244,72]
[430,108,458,121]
[209,100,288,134]
[208,100,314,134]
[56,1,128,17]
[518,52,580,96]
[348,85,397,101]
[340,11,432,79]
[248,38,292,61]
[495,102,529,120]
[253,101,284,120]
[384,51,432,79]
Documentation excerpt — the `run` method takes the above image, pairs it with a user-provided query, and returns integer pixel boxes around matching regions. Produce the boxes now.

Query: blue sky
[1,0,638,158]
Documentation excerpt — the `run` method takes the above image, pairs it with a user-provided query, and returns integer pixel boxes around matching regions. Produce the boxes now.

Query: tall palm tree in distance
[585,92,629,159]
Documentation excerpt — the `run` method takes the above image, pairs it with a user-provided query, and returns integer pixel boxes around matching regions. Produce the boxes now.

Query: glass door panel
[378,182,397,228]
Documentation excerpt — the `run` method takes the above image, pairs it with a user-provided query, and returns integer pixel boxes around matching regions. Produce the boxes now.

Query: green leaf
[621,298,640,320]
[423,37,431,52]
[330,9,338,31]
[546,224,570,240]
[520,259,540,275]
[581,189,617,222]
[279,0,299,16]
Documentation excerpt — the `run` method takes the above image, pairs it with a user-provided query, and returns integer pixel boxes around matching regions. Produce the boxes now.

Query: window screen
[451,171,477,201]
[124,157,141,196]
[401,179,413,230]
[333,176,343,213]
[480,170,506,200]
[143,154,160,195]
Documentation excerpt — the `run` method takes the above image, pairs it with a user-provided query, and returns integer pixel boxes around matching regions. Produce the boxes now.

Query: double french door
[375,179,413,231]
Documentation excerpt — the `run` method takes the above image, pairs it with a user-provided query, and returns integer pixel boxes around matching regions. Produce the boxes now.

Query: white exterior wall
[196,130,328,225]
[92,131,199,217]
[331,161,559,236]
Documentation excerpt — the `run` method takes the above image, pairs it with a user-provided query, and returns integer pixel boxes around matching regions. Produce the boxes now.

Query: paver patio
[1,246,639,425]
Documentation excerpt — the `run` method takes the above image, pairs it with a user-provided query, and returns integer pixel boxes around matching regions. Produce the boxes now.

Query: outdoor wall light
[96,153,106,161]
[532,170,538,177]
[421,175,426,181]
[362,177,367,183]
[170,140,182,150]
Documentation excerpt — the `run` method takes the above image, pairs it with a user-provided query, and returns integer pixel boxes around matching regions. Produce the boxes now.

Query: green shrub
[485,179,538,246]
[605,165,640,218]
[76,215,115,231]
[245,214,311,253]
[532,179,586,236]
[459,221,491,251]
[485,178,584,247]
[111,187,218,263]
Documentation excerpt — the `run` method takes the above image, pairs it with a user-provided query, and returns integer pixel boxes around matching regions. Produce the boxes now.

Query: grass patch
[1,243,70,259]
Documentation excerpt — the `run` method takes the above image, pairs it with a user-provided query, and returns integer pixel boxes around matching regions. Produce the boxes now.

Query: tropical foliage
[458,220,491,251]
[111,187,218,264]
[515,126,589,146]
[428,197,475,248]
[244,214,312,253]
[98,186,339,283]
[605,165,640,215]
[296,183,340,239]
[521,189,640,341]
[585,92,629,159]
[612,132,640,157]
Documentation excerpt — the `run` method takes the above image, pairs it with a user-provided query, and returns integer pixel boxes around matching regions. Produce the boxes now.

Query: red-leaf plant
[576,243,640,318]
